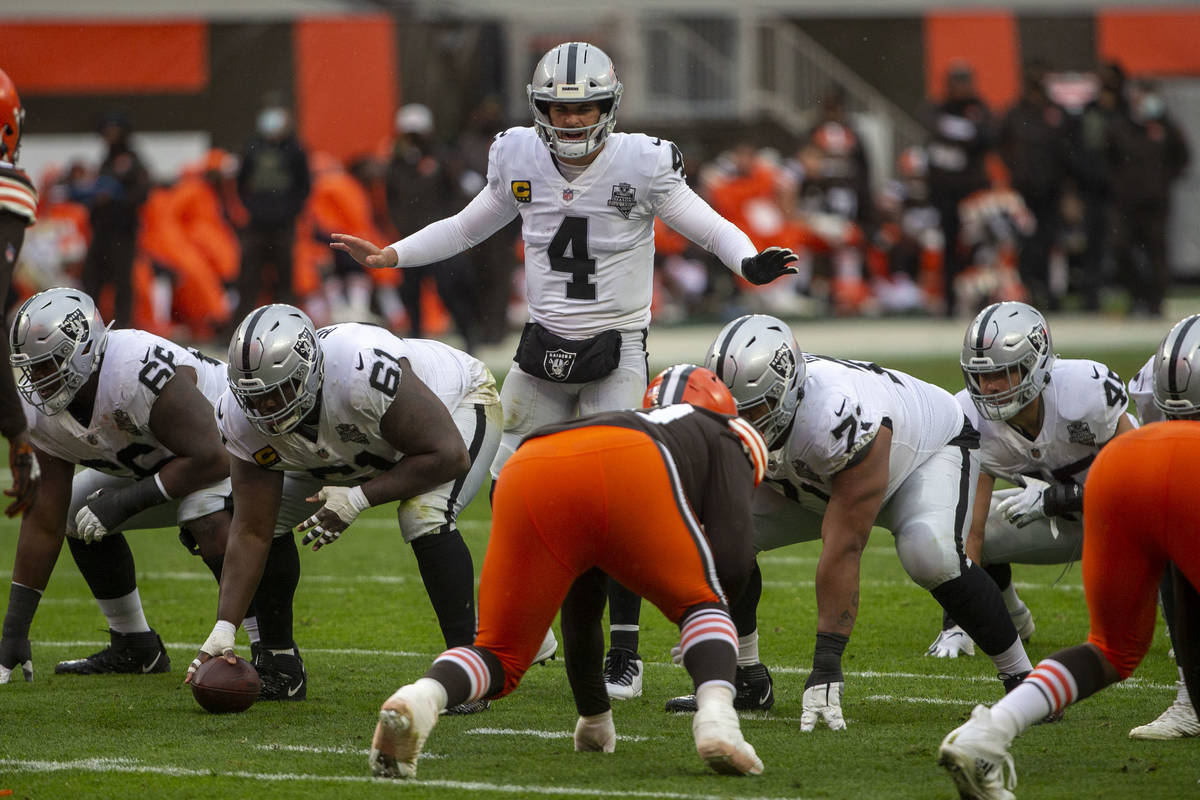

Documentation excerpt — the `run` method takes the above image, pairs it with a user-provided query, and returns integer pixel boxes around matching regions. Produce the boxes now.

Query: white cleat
[533,628,558,666]
[938,705,1017,800]
[1129,684,1200,740]
[369,684,440,779]
[1010,604,1035,643]
[927,625,976,658]
[603,648,643,700]
[693,701,764,776]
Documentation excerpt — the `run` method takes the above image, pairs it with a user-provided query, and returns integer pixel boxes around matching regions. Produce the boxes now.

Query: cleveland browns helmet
[527,42,622,159]
[0,67,25,163]
[643,364,737,415]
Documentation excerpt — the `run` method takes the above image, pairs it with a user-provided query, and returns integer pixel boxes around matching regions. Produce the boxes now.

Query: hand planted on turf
[296,486,371,551]
[4,433,39,518]
[0,635,33,683]
[574,710,617,752]
[996,477,1051,529]
[330,233,399,269]
[800,682,846,731]
[186,621,238,684]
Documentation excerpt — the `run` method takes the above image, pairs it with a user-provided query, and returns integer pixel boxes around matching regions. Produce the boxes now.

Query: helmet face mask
[704,314,805,447]
[228,305,324,436]
[10,289,108,415]
[527,42,622,160]
[1153,314,1200,420]
[961,301,1054,421]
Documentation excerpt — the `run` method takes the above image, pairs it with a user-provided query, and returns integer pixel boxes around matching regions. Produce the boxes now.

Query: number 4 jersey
[216,323,496,481]
[23,329,226,478]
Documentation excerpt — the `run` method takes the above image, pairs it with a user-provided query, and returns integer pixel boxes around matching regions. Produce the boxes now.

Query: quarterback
[927,302,1136,659]
[939,314,1200,800]
[693,314,1032,728]
[188,305,502,706]
[0,288,234,683]
[333,41,798,701]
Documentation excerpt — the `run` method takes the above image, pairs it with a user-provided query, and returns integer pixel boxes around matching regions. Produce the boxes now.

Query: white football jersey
[767,355,967,508]
[25,329,226,478]
[1127,354,1163,424]
[218,323,491,481]
[957,358,1130,486]
[487,127,689,337]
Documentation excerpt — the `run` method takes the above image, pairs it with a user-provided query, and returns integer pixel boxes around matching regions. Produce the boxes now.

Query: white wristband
[200,619,237,657]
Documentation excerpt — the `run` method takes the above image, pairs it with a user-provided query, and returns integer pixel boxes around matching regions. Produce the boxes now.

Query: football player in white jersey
[331,41,798,701]
[926,302,1136,660]
[0,288,236,684]
[1122,315,1200,740]
[188,305,502,708]
[684,314,1033,729]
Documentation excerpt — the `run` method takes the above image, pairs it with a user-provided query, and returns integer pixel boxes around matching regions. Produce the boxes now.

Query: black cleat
[665,663,775,713]
[253,643,307,701]
[55,629,170,675]
[442,699,491,716]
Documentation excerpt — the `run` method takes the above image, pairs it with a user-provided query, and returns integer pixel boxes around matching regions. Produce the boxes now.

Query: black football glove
[741,246,800,286]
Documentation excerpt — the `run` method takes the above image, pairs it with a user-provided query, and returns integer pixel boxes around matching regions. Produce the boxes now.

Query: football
[190,656,261,714]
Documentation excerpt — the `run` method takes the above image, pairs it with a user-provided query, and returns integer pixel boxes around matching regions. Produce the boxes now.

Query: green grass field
[1,345,1194,799]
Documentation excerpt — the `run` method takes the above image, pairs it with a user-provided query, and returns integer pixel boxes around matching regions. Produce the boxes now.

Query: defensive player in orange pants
[370,365,770,779]
[938,313,1200,800]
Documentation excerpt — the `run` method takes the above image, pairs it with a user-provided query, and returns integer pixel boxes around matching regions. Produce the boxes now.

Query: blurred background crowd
[5,3,1199,352]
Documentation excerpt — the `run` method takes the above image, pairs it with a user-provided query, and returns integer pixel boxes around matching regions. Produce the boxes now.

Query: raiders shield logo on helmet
[769,343,795,379]
[544,348,575,381]
[60,308,89,342]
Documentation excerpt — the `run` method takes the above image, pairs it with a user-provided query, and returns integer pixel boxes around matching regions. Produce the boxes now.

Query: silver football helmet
[1152,314,1200,419]
[527,41,622,159]
[227,304,323,436]
[704,314,805,447]
[10,288,109,415]
[961,301,1054,421]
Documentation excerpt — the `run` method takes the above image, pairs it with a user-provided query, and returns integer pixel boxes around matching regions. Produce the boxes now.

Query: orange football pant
[476,425,724,696]
[1083,422,1200,678]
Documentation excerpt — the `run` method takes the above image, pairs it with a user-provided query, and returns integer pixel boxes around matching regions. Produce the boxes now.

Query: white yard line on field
[0,757,811,799]
[252,744,447,759]
[35,640,1176,691]
[863,694,976,705]
[464,728,649,742]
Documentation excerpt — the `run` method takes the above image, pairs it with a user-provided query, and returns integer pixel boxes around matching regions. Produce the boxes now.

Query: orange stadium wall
[1097,9,1200,76]
[294,16,398,162]
[923,12,1020,110]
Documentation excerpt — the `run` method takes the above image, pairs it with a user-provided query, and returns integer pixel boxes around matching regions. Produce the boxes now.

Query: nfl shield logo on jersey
[562,187,575,202]
[544,349,575,381]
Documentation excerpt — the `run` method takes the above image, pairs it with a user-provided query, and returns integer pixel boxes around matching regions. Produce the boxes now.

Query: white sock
[96,590,150,634]
[268,647,296,657]
[695,681,735,713]
[989,637,1033,677]
[412,676,449,714]
[1178,669,1191,705]
[737,630,759,667]
[242,615,260,645]
[990,682,1051,742]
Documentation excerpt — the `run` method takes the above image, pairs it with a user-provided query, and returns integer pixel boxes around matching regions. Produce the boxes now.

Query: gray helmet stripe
[240,306,270,371]
[662,364,696,405]
[1169,315,1200,393]
[973,303,1000,353]
[713,316,752,381]
[566,42,578,84]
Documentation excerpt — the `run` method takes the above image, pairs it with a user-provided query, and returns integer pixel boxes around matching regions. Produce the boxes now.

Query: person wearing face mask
[1106,79,1190,318]
[232,96,312,330]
